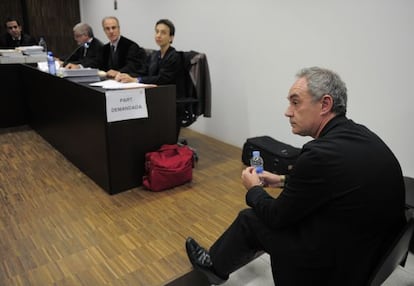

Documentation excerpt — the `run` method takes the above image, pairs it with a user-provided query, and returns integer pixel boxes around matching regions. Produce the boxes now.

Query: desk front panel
[22,65,111,191]
[0,64,26,127]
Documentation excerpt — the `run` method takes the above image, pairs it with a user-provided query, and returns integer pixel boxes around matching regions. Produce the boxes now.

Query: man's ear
[320,94,334,115]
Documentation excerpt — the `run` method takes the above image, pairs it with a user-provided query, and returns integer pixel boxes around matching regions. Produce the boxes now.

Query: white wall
[80,0,414,177]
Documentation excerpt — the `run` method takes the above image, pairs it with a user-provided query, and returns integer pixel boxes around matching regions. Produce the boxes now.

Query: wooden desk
[2,64,176,194]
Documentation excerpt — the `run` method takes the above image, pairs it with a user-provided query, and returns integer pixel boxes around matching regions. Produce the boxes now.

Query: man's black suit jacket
[63,37,103,68]
[100,36,146,76]
[246,115,406,285]
[0,33,37,48]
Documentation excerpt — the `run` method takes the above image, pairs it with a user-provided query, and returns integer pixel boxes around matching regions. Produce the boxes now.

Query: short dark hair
[156,19,175,36]
[4,17,21,28]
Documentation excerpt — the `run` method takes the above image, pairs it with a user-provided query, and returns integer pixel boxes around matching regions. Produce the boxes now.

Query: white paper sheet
[105,88,148,122]
[90,79,156,90]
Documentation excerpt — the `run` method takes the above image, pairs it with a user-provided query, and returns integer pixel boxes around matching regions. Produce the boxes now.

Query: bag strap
[159,144,179,151]
[159,144,194,159]
[157,145,180,157]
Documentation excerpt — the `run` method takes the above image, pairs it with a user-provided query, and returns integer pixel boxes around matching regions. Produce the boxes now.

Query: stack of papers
[60,68,98,77]
[0,47,47,64]
[59,68,100,83]
[16,46,47,63]
[0,49,25,63]
[16,45,45,55]
[0,49,23,56]
[25,53,47,63]
[90,79,156,89]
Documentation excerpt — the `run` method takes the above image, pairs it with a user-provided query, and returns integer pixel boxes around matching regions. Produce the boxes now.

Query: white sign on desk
[105,88,148,122]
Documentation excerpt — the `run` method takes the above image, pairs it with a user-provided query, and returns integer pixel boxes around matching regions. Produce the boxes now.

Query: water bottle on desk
[38,37,47,52]
[47,51,56,75]
[250,150,264,177]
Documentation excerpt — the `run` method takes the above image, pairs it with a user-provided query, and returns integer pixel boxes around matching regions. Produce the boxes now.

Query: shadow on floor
[164,270,210,286]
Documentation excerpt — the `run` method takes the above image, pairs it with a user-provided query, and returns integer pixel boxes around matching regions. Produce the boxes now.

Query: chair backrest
[367,217,414,286]
[176,51,201,128]
[404,176,414,209]
[175,50,212,129]
[178,51,197,99]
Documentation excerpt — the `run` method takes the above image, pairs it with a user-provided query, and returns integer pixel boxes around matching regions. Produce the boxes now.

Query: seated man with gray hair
[62,22,103,69]
[185,67,406,286]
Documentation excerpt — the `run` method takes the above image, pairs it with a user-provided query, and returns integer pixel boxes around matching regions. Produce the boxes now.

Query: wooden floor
[0,126,281,286]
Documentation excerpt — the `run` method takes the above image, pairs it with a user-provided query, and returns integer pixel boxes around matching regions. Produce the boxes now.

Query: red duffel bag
[143,144,193,191]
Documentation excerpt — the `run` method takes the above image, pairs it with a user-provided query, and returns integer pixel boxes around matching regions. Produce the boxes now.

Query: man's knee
[237,208,262,227]
[238,208,256,219]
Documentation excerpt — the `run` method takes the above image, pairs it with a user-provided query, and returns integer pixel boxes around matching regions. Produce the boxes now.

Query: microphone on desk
[62,43,87,67]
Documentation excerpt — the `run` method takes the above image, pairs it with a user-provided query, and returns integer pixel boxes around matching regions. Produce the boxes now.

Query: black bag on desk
[242,136,301,174]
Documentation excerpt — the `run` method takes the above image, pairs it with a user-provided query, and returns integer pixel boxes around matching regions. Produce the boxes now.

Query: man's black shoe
[185,237,227,285]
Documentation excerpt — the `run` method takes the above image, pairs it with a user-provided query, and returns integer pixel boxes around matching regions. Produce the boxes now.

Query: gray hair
[73,22,94,37]
[296,67,347,115]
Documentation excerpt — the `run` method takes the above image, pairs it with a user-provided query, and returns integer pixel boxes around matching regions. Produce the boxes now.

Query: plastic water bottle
[47,51,56,75]
[250,151,264,175]
[38,37,47,52]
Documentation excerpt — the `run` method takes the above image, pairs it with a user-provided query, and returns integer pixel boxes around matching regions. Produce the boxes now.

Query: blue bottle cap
[255,166,264,174]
